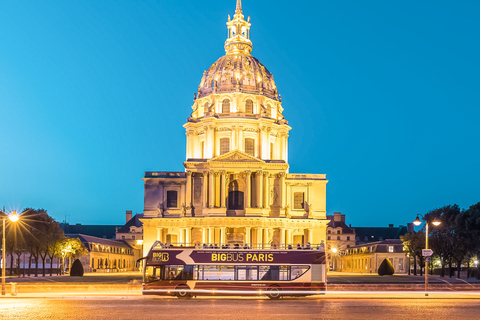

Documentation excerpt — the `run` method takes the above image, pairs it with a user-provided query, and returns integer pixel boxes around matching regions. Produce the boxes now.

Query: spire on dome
[225,0,252,55]
[236,0,242,14]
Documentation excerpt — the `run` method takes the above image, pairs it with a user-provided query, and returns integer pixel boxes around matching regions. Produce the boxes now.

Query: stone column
[202,171,208,209]
[179,228,185,245]
[220,171,226,208]
[263,172,269,208]
[185,227,192,245]
[245,227,251,246]
[208,227,214,244]
[245,170,251,208]
[256,228,263,249]
[280,133,285,161]
[256,170,263,208]
[156,227,163,242]
[281,228,286,248]
[186,171,192,208]
[278,173,286,209]
[263,228,270,248]
[308,228,313,244]
[202,227,207,244]
[209,170,215,208]
[220,226,226,245]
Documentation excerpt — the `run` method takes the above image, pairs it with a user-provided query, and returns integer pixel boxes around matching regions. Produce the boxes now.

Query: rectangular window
[220,138,230,155]
[347,236,350,241]
[245,138,255,156]
[167,190,178,208]
[388,246,394,253]
[294,192,304,209]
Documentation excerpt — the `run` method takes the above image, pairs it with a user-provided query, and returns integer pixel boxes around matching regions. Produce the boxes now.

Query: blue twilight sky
[1,1,479,227]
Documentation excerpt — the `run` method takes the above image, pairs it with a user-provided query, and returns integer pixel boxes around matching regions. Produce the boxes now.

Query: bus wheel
[266,286,282,300]
[175,285,191,299]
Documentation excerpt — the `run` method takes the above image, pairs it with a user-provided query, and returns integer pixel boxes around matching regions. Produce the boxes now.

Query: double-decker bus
[138,241,326,299]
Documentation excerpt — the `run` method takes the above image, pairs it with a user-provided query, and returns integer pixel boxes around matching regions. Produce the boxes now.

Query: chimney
[334,212,342,222]
[407,223,414,233]
[126,210,133,223]
[389,224,394,228]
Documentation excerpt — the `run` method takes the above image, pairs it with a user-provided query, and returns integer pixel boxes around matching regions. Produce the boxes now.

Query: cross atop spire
[236,0,242,14]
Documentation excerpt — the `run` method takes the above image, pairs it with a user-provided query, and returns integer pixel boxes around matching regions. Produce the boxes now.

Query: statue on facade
[181,203,186,217]
[306,202,313,218]
[157,202,164,217]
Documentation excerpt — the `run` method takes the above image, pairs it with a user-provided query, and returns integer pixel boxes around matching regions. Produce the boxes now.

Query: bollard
[10,283,18,296]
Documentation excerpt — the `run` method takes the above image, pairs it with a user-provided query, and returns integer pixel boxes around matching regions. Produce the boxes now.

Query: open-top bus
[138,241,326,299]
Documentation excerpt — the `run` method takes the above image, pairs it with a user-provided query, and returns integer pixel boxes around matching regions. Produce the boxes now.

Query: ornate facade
[141,1,329,256]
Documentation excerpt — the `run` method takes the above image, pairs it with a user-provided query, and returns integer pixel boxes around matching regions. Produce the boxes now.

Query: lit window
[388,246,394,253]
[245,100,253,113]
[245,138,255,156]
[222,99,230,113]
[220,138,230,155]
[167,190,178,208]
[293,192,304,209]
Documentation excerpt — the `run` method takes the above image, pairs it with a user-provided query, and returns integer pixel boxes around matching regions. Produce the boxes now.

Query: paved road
[1,297,480,319]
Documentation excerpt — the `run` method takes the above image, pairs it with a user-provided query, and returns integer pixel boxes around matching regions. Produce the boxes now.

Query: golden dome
[197,54,278,100]
[196,0,279,101]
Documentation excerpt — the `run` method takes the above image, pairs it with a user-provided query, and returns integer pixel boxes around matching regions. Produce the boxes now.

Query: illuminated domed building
[141,1,328,255]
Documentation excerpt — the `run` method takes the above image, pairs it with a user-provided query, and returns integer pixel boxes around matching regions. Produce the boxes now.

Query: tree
[378,258,395,276]
[461,202,480,279]
[425,205,462,277]
[401,232,425,276]
[70,259,84,276]
[58,237,88,273]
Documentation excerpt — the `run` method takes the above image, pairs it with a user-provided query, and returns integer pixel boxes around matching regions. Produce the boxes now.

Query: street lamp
[2,210,20,295]
[413,214,441,296]
[331,247,338,271]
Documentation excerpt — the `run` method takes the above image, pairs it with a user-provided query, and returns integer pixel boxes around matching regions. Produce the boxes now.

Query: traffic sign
[422,249,433,257]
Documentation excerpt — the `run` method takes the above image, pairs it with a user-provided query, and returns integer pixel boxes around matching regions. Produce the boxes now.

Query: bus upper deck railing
[150,241,325,251]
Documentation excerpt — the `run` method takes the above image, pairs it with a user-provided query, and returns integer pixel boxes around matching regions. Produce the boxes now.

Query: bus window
[198,265,235,281]
[182,265,196,280]
[279,266,290,281]
[145,266,163,283]
[236,266,258,281]
[165,265,184,280]
[259,266,279,281]
[291,266,309,280]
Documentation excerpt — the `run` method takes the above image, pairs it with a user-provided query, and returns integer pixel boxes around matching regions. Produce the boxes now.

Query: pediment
[209,150,265,163]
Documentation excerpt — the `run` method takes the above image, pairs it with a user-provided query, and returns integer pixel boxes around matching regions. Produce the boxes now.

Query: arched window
[222,99,230,113]
[204,102,209,115]
[245,100,253,113]
[266,104,272,117]
[337,230,341,234]
[220,138,230,155]
[245,138,255,156]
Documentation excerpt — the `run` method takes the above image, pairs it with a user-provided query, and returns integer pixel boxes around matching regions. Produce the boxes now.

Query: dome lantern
[225,0,252,56]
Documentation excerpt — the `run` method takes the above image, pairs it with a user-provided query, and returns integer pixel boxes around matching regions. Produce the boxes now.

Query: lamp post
[331,247,338,271]
[2,210,20,295]
[413,214,441,297]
